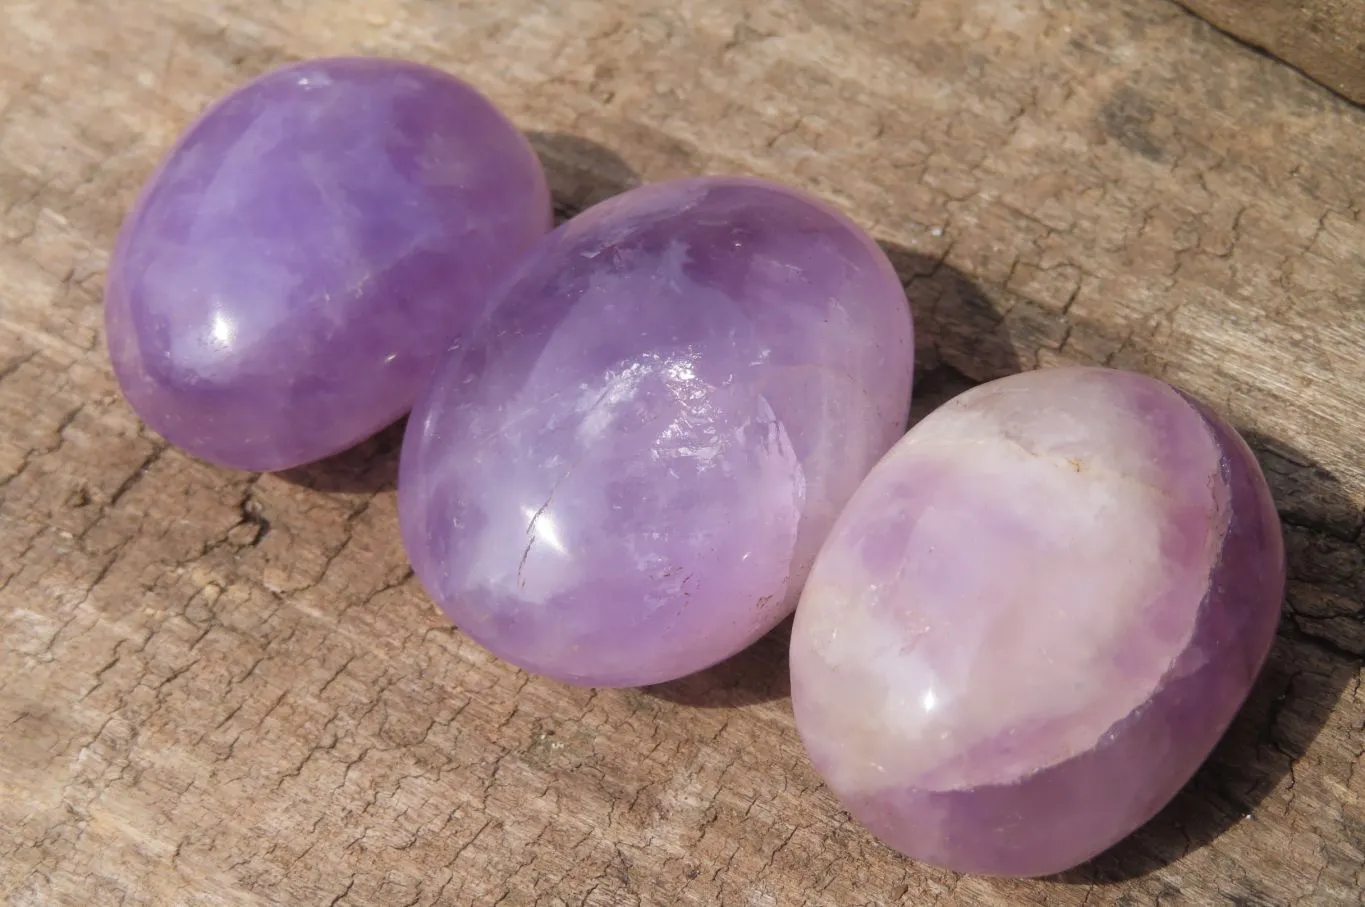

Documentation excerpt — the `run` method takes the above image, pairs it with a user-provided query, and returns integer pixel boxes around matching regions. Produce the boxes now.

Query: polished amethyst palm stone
[105,58,551,471]
[399,176,915,687]
[790,366,1286,877]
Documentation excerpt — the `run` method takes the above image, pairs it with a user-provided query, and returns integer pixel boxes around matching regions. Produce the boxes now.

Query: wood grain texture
[1,1,1363,904]
[1174,0,1365,107]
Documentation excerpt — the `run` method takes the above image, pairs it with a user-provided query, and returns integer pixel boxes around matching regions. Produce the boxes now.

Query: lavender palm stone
[399,177,914,687]
[105,58,551,471]
[790,367,1286,877]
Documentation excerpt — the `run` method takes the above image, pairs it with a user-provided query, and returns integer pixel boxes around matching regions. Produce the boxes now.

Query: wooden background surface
[1172,0,1365,108]
[2,1,1363,904]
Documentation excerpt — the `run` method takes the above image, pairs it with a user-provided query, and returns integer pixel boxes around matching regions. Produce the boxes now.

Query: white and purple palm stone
[399,176,915,687]
[790,366,1286,877]
[105,58,551,471]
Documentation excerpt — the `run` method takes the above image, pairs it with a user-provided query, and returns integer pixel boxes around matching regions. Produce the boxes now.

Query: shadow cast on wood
[277,416,407,494]
[880,241,1025,427]
[525,131,642,224]
[647,617,795,709]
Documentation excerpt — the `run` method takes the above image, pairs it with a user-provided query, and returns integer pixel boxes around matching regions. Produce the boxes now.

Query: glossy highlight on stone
[790,366,1286,878]
[399,176,915,687]
[105,57,551,471]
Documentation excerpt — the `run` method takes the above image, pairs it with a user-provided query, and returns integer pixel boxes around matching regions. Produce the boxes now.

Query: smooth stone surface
[790,366,1286,878]
[105,57,551,471]
[399,176,914,687]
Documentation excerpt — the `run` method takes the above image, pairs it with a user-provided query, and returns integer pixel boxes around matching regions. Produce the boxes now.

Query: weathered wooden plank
[1,1,1362,904]
[1176,0,1365,107]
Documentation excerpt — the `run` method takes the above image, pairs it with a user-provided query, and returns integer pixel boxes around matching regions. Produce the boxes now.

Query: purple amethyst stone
[790,366,1287,877]
[399,176,915,687]
[105,58,551,471]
